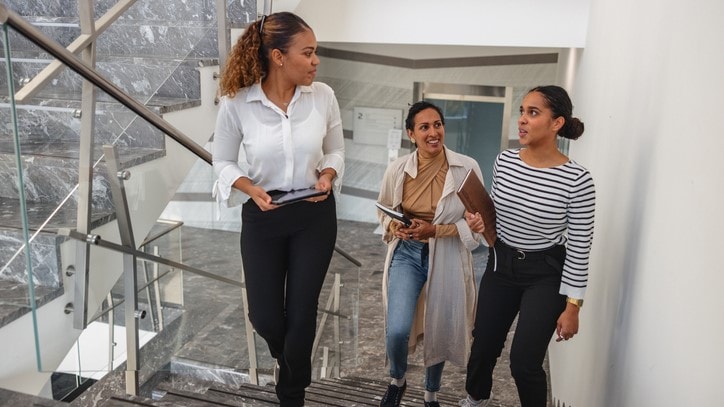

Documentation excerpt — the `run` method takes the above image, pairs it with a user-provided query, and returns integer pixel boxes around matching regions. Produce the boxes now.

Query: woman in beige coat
[376,101,485,407]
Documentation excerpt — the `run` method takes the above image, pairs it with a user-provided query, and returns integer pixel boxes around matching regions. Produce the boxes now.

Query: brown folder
[456,169,497,246]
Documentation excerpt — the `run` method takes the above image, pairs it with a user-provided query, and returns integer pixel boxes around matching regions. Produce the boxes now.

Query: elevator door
[416,83,511,188]
[424,98,505,187]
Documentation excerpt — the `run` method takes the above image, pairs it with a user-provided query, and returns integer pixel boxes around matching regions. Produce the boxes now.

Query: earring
[410,139,416,144]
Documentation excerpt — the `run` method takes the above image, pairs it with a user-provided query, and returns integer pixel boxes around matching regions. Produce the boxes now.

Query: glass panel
[1,21,44,379]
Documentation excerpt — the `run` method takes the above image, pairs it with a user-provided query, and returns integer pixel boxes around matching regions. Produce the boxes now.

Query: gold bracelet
[566,297,584,308]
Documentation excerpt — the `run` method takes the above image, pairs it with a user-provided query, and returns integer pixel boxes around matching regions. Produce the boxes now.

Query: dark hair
[219,12,312,96]
[528,85,585,140]
[405,101,445,131]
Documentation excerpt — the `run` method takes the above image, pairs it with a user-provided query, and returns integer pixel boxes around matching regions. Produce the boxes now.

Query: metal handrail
[0,3,212,164]
[59,228,244,288]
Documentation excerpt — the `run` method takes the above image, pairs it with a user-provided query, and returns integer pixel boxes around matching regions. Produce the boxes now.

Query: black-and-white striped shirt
[492,149,595,298]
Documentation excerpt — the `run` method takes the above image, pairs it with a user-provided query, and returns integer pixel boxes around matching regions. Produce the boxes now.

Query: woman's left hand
[465,211,485,234]
[556,303,580,342]
[306,173,333,203]
[396,219,434,241]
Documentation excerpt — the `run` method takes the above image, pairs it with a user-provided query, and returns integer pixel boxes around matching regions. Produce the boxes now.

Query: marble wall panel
[0,104,79,143]
[98,0,212,24]
[187,30,220,59]
[3,0,79,18]
[0,153,116,213]
[4,19,81,52]
[96,24,214,59]
[152,59,205,100]
[5,0,243,22]
[0,229,63,288]
[0,56,193,102]
[96,103,165,149]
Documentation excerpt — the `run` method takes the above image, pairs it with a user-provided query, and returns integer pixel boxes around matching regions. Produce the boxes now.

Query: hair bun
[563,117,585,140]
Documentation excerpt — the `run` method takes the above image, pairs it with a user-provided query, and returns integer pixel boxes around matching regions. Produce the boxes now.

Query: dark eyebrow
[520,105,542,111]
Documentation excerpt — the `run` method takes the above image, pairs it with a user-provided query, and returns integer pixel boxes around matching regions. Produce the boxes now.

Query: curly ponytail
[218,12,312,97]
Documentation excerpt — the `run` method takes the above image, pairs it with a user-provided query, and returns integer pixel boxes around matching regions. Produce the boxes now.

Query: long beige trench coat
[378,147,484,368]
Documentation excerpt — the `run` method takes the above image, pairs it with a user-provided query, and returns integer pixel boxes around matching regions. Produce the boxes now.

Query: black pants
[240,193,337,406]
[465,240,566,407]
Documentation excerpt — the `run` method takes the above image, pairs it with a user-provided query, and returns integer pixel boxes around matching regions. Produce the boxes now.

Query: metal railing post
[240,265,259,384]
[73,0,99,331]
[333,272,341,378]
[216,0,229,69]
[103,145,140,395]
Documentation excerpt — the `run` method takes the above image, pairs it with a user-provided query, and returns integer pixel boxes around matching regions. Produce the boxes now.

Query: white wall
[294,0,590,48]
[548,0,724,406]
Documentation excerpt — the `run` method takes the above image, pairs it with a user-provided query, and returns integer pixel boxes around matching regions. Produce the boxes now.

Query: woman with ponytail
[212,12,344,406]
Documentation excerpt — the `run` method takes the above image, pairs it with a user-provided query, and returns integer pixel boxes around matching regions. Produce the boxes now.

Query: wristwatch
[566,297,584,308]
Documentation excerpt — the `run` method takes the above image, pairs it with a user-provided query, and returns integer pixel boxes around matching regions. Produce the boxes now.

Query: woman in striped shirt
[460,85,595,407]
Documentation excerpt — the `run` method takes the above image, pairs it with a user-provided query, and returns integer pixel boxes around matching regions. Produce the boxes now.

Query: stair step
[0,196,115,232]
[2,57,198,101]
[327,376,463,405]
[0,223,67,285]
[0,94,198,148]
[165,385,278,406]
[4,0,82,19]
[0,387,67,406]
[147,376,466,407]
[0,279,63,329]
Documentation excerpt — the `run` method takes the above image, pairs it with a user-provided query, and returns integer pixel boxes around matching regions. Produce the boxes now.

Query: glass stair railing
[0,1,361,404]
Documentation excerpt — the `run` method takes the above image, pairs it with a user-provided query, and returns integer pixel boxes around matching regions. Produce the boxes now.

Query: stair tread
[0,196,115,231]
[324,376,463,404]
[152,375,465,407]
[0,279,64,329]
[163,386,279,406]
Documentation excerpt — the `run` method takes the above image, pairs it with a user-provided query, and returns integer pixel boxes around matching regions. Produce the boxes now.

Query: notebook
[456,169,497,246]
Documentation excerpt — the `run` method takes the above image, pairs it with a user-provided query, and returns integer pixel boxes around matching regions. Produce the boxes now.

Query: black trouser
[465,240,566,407]
[240,193,337,406]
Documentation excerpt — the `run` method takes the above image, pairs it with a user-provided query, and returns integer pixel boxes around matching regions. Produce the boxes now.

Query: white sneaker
[458,393,492,407]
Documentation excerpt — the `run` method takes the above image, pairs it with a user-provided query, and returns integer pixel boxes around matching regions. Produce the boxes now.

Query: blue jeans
[386,239,445,392]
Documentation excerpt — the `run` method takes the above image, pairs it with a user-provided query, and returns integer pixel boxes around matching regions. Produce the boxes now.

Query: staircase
[1,375,474,406]
[0,0,252,399]
[0,0,203,326]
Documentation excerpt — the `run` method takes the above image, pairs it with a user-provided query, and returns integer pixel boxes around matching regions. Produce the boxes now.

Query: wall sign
[353,107,403,146]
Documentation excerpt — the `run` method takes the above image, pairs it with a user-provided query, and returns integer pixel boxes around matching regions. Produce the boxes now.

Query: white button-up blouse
[212,81,345,207]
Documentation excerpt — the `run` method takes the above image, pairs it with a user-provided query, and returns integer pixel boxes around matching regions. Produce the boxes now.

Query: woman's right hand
[465,211,485,234]
[248,185,279,211]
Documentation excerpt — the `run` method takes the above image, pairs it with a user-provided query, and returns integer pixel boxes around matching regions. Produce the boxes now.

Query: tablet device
[375,202,412,227]
[270,188,327,205]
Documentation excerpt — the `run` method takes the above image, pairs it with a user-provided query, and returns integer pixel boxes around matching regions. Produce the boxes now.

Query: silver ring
[408,234,413,239]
